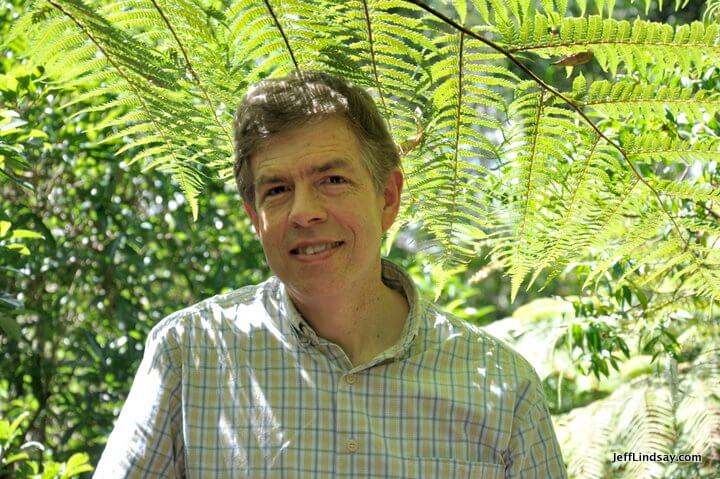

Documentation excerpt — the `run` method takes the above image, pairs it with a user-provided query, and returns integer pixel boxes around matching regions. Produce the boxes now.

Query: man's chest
[179,347,511,478]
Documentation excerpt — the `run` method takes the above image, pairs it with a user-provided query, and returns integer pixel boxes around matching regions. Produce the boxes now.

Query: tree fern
[552,329,720,478]
[9,0,720,305]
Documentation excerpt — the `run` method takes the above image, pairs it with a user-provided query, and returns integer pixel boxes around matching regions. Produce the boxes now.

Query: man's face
[243,115,403,300]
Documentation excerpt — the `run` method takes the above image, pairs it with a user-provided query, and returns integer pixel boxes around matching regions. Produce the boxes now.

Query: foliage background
[1,0,719,477]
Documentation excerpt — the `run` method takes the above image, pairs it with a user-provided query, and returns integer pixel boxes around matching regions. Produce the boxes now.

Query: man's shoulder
[423,301,542,383]
[146,278,277,343]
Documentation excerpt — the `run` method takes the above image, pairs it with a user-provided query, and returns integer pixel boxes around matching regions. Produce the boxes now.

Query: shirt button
[345,439,358,453]
[344,374,356,385]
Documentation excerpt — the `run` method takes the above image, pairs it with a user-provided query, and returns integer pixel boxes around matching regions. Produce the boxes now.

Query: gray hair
[233,70,400,209]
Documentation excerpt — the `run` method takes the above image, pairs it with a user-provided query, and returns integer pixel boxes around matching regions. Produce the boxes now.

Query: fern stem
[263,0,298,69]
[148,0,232,143]
[518,88,546,254]
[358,0,417,216]
[565,135,601,219]
[404,0,691,252]
[590,177,641,248]
[446,31,465,266]
[361,0,389,119]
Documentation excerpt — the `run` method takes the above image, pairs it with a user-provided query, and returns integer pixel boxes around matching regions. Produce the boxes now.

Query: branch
[403,0,690,252]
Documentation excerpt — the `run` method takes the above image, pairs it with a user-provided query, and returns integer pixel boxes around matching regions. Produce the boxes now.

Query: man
[94,71,567,478]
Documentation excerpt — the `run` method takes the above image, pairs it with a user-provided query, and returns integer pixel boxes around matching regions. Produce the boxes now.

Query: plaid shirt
[94,259,567,478]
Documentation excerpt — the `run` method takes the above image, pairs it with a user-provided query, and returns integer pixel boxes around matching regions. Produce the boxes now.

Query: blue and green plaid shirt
[94,259,567,478]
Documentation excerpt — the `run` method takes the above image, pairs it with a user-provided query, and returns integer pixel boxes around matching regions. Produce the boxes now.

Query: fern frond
[145,0,232,142]
[649,180,720,203]
[16,0,720,304]
[496,86,587,298]
[616,388,676,478]
[675,255,720,299]
[527,131,635,284]
[18,0,240,218]
[583,210,665,288]
[557,405,614,479]
[412,28,517,269]
[676,347,720,457]
[624,134,720,165]
[509,16,719,77]
[579,80,720,123]
[557,347,720,479]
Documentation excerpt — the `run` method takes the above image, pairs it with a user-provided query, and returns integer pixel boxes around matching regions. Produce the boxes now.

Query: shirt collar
[275,258,421,360]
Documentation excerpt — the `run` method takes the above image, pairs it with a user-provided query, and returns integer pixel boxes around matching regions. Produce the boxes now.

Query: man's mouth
[291,241,344,256]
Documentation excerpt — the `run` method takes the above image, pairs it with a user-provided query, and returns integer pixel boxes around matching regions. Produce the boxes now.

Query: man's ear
[243,200,260,234]
[381,168,403,233]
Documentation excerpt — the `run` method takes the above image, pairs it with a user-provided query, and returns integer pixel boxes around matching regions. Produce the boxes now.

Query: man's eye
[266,186,287,197]
[326,176,346,184]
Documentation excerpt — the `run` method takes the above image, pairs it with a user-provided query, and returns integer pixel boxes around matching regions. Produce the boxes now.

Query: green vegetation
[2,0,719,477]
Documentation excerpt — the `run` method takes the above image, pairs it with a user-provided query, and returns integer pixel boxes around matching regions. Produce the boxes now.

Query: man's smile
[290,240,344,259]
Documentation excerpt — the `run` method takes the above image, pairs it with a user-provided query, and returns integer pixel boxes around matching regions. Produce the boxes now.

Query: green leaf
[453,0,467,24]
[572,73,586,98]
[471,0,490,23]
[0,315,23,341]
[0,74,18,92]
[5,243,30,255]
[10,229,44,240]
[61,453,94,479]
[8,412,28,435]
[41,461,62,479]
[557,0,568,16]
[577,0,587,16]
[5,452,30,465]
[25,129,49,140]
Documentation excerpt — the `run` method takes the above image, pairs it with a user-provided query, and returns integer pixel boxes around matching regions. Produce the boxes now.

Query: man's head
[232,71,404,302]
[233,70,400,210]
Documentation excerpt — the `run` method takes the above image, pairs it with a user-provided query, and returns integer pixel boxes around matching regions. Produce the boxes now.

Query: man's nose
[288,184,327,227]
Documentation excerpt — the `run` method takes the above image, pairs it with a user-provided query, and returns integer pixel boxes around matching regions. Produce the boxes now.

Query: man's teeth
[296,241,342,255]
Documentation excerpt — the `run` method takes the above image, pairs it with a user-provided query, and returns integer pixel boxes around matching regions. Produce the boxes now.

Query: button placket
[336,369,363,473]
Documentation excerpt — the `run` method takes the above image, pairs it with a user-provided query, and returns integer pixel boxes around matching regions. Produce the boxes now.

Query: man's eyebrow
[255,158,353,188]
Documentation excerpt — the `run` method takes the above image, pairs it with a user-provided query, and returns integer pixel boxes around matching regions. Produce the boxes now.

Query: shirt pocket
[413,457,504,479]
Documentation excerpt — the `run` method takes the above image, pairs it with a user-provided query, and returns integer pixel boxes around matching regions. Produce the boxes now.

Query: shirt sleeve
[503,372,568,479]
[93,323,186,479]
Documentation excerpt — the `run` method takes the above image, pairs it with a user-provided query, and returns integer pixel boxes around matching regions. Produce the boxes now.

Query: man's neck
[289,276,410,367]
